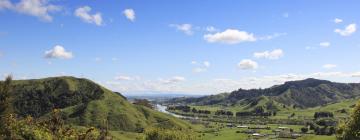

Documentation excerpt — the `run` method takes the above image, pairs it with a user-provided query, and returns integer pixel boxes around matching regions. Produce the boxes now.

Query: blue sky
[1,0,360,95]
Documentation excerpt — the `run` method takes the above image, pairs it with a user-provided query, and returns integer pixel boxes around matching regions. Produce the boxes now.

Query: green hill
[167,78,360,110]
[1,76,192,132]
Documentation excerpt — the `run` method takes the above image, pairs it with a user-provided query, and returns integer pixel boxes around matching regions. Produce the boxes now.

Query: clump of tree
[336,100,360,140]
[0,109,110,139]
[301,127,308,133]
[314,111,334,119]
[145,127,197,140]
[307,112,336,136]
[168,106,191,112]
[0,75,13,130]
[133,99,154,109]
[235,106,273,117]
[191,108,210,114]
[215,110,233,116]
[0,75,12,114]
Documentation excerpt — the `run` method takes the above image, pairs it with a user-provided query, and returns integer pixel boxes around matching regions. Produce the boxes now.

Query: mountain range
[166,78,360,111]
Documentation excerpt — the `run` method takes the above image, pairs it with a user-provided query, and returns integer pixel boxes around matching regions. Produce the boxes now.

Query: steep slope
[1,76,191,132]
[167,78,360,109]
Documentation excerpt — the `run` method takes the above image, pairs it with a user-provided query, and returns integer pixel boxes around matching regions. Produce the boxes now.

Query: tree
[0,75,12,113]
[336,100,360,139]
[192,108,197,113]
[301,127,308,133]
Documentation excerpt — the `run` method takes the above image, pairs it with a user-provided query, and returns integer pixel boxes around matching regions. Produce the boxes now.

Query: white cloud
[334,23,357,36]
[258,33,287,40]
[159,76,186,84]
[94,57,101,62]
[115,75,133,81]
[75,6,103,26]
[323,64,337,69]
[0,0,12,10]
[334,18,343,24]
[203,61,210,67]
[104,71,360,94]
[204,29,256,44]
[112,57,118,61]
[0,0,61,21]
[238,59,258,70]
[305,46,315,50]
[205,26,218,32]
[254,49,284,60]
[170,24,193,35]
[192,61,211,73]
[193,67,207,73]
[44,45,73,59]
[319,42,331,47]
[123,8,135,22]
[352,72,360,77]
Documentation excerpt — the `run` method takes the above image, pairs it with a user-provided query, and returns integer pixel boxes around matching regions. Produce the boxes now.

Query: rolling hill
[0,76,192,132]
[167,78,360,111]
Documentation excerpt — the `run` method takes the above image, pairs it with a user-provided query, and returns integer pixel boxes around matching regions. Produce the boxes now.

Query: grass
[3,76,194,139]
[198,122,336,140]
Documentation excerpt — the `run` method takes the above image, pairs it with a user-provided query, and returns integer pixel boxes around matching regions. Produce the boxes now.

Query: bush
[301,127,308,133]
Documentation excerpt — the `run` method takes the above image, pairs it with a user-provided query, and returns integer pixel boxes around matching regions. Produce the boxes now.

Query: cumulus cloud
[0,0,12,10]
[319,42,331,47]
[169,24,193,35]
[192,61,210,73]
[204,29,256,44]
[44,45,73,59]
[75,6,103,26]
[334,23,357,36]
[0,0,61,21]
[238,59,258,70]
[254,49,284,60]
[334,18,343,24]
[123,8,135,22]
[323,64,337,69]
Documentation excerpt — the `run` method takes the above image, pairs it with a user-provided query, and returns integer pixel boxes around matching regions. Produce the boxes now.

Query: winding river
[155,104,192,119]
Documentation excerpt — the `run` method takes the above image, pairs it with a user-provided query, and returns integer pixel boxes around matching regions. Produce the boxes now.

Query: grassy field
[197,122,336,140]
[189,98,358,120]
[163,98,357,140]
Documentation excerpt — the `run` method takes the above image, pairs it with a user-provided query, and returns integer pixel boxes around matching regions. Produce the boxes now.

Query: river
[155,104,193,119]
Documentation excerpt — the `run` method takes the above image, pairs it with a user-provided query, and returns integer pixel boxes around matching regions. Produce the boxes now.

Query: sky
[1,0,360,95]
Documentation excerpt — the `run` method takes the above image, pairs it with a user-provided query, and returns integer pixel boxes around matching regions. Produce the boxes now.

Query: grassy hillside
[167,78,360,110]
[1,76,192,132]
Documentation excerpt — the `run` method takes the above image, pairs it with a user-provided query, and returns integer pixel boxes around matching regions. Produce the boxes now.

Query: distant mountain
[0,76,191,132]
[167,78,360,109]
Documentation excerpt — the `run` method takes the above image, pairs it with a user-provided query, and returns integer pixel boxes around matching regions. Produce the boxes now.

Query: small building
[226,123,235,127]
